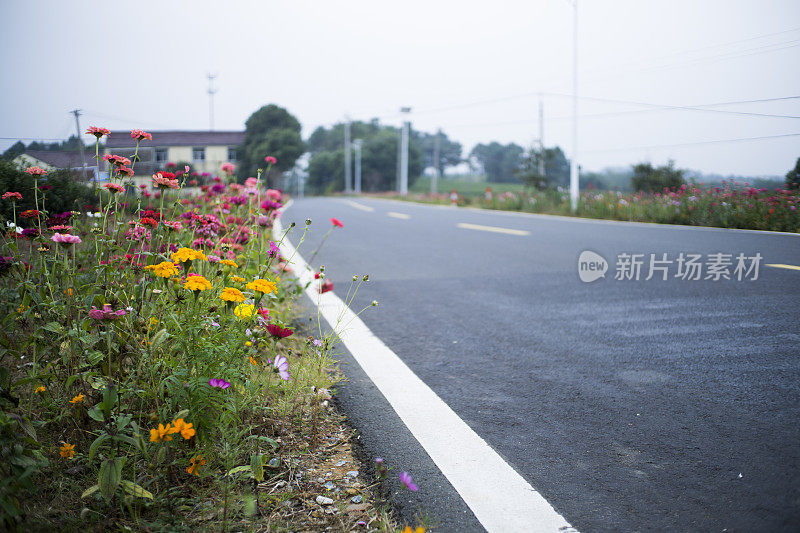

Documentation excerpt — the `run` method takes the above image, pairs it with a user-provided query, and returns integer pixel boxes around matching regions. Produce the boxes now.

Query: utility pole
[353,139,363,194]
[399,107,411,195]
[432,128,441,195]
[569,0,579,211]
[70,109,88,180]
[538,96,545,177]
[344,118,352,193]
[207,73,217,131]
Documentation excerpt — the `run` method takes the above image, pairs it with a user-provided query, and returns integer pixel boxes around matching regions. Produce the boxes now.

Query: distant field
[410,178,526,196]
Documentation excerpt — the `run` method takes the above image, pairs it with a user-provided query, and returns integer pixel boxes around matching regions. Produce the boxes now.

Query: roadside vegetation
[0,129,424,532]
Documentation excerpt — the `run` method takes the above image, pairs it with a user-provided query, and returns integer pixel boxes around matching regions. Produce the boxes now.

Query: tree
[630,160,685,192]
[414,131,462,177]
[240,104,305,180]
[785,157,800,190]
[514,146,570,189]
[1,141,25,160]
[469,142,524,182]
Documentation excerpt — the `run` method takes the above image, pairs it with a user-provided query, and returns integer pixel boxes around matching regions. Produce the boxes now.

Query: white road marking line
[276,206,574,533]
[457,222,530,236]
[342,199,375,212]
[387,212,410,219]
[766,263,800,271]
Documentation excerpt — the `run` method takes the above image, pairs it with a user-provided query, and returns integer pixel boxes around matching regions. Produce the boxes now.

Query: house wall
[13,154,56,171]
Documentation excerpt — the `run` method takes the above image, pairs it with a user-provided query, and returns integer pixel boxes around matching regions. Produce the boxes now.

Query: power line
[582,132,800,154]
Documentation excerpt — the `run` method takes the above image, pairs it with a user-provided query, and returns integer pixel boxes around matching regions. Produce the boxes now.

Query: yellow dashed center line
[342,200,374,212]
[387,212,410,219]
[766,263,800,271]
[456,222,530,236]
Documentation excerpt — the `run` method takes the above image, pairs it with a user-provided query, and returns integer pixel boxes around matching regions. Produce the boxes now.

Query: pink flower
[88,304,125,321]
[399,472,418,491]
[117,167,134,178]
[51,233,82,245]
[319,279,334,294]
[2,192,22,201]
[163,220,183,232]
[244,177,258,188]
[209,378,231,389]
[330,217,343,228]
[130,129,152,141]
[266,189,282,201]
[152,173,180,190]
[103,154,132,167]
[103,183,125,194]
[221,162,235,174]
[24,166,47,176]
[272,355,290,381]
[49,225,73,231]
[268,241,279,257]
[85,126,110,139]
[264,156,277,165]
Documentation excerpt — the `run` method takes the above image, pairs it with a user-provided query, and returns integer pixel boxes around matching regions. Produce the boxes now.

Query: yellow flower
[245,341,252,347]
[184,275,212,292]
[149,317,159,327]
[220,259,238,268]
[234,303,255,319]
[231,275,245,283]
[145,261,180,278]
[249,356,258,365]
[171,247,208,263]
[17,305,28,313]
[219,287,245,303]
[69,393,85,404]
[187,455,206,476]
[149,423,173,442]
[35,386,45,394]
[170,418,196,439]
[246,279,276,295]
[401,528,425,533]
[59,442,76,459]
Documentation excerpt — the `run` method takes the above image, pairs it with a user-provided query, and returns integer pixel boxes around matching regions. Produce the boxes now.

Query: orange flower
[187,455,206,476]
[149,423,173,442]
[35,386,45,393]
[69,393,85,404]
[59,442,76,459]
[249,356,258,366]
[171,418,196,439]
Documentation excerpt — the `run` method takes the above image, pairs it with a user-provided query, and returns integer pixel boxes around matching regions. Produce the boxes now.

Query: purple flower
[89,304,126,321]
[399,471,418,491]
[267,240,279,257]
[273,355,290,381]
[209,378,231,389]
[312,339,323,347]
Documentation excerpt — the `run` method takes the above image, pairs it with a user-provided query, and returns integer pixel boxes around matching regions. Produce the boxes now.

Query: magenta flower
[272,355,290,381]
[267,241,279,257]
[51,232,82,246]
[399,471,418,491]
[330,217,343,228]
[264,156,277,165]
[89,304,126,321]
[209,378,231,389]
[266,323,293,340]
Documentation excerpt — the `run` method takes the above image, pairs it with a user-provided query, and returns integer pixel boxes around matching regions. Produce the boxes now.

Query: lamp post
[399,107,411,195]
[353,139,363,194]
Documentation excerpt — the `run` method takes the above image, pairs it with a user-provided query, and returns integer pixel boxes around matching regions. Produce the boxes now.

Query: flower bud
[362,274,370,282]
[371,300,378,307]
[305,218,312,225]
[352,274,358,281]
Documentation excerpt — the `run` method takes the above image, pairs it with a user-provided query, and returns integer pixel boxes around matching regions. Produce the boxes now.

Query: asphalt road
[284,196,800,532]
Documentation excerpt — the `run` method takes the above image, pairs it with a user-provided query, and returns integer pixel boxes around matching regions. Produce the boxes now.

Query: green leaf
[119,480,153,500]
[87,405,105,423]
[173,409,190,420]
[150,329,169,350]
[88,434,110,463]
[112,434,140,450]
[250,453,264,483]
[43,322,64,334]
[98,457,124,501]
[87,350,104,366]
[116,414,132,431]
[81,484,100,499]
[226,465,252,478]
[246,435,278,448]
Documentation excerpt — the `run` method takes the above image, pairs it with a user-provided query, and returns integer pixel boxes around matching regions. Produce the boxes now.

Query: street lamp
[399,107,411,195]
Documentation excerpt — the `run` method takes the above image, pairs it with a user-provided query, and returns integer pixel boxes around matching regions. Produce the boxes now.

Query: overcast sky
[1,0,799,177]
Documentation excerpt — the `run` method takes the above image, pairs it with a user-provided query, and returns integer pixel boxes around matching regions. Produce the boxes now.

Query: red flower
[319,279,334,294]
[2,192,22,201]
[140,217,158,228]
[330,218,343,228]
[130,129,152,141]
[265,323,293,339]
[85,126,110,139]
[20,209,41,218]
[264,156,277,165]
[165,162,176,169]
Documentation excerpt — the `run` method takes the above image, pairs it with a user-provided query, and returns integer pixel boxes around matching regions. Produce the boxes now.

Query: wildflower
[35,386,45,393]
[152,172,180,190]
[145,261,180,278]
[231,275,246,283]
[221,162,235,174]
[103,154,132,167]
[187,455,206,476]
[70,393,85,404]
[402,527,425,533]
[85,126,110,139]
[117,166,134,178]
[399,471,418,491]
[24,166,47,176]
[51,233,82,246]
[130,129,152,141]
[264,156,277,165]
[49,224,73,231]
[140,217,158,228]
[220,259,238,268]
[20,209,41,218]
[163,220,183,232]
[149,423,173,442]
[59,442,76,459]
[170,418,196,439]
[319,279,334,294]
[149,317,159,327]
[209,378,231,389]
[234,303,255,319]
[2,192,22,201]
[184,275,212,292]
[246,279,276,295]
[89,304,126,320]
[249,356,258,365]
[273,354,290,380]
[171,247,207,263]
[330,217,344,228]
[268,241,279,257]
[266,323,293,339]
[219,287,245,303]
